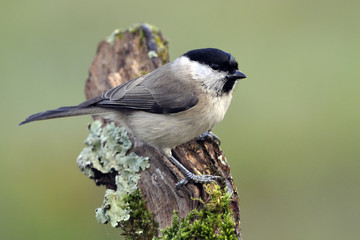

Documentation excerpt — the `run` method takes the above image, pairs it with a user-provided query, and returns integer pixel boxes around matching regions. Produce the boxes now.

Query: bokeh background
[1,0,359,239]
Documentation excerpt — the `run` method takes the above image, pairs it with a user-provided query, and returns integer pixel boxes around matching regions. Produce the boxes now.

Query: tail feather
[19,106,107,125]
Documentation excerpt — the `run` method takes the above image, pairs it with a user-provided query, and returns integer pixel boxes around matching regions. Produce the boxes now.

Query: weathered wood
[84,24,241,238]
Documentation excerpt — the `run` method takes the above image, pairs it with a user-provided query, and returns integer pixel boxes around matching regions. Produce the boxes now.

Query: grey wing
[91,73,199,114]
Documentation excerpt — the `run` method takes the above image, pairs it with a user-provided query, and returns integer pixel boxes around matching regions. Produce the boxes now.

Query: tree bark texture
[84,24,241,239]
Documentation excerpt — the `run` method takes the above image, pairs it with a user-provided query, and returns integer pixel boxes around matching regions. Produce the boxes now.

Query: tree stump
[83,24,241,239]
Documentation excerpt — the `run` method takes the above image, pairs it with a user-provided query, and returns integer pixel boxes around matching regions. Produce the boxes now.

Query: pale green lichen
[148,50,158,58]
[77,120,150,227]
[107,29,122,43]
[95,189,130,226]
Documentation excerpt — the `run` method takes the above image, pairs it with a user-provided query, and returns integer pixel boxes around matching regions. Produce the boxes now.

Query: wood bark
[84,24,241,239]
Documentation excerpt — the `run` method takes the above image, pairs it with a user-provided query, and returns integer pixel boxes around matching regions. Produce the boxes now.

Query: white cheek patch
[201,70,227,92]
[191,61,213,79]
[178,57,227,93]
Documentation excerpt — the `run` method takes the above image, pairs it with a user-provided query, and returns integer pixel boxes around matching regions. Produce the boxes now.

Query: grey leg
[168,155,222,189]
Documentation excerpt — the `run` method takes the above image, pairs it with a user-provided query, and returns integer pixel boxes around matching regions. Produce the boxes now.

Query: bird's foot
[175,172,223,190]
[168,155,222,191]
[197,131,221,145]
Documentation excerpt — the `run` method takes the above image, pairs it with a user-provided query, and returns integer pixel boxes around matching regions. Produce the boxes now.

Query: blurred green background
[1,0,359,239]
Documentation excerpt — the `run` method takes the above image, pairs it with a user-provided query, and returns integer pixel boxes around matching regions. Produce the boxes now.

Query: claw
[197,131,221,145]
[175,173,223,190]
[168,155,222,190]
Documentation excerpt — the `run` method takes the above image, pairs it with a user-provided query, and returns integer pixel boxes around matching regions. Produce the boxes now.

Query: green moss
[120,189,158,239]
[149,25,169,64]
[77,121,151,228]
[106,24,168,64]
[140,70,149,76]
[156,184,237,240]
[138,27,145,46]
[129,25,139,34]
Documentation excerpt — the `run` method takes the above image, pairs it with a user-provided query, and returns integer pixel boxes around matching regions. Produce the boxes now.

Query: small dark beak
[226,71,247,81]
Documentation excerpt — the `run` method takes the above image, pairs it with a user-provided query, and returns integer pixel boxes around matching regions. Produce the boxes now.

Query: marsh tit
[20,48,247,188]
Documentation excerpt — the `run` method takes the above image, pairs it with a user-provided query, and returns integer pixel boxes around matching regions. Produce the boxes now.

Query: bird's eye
[211,64,219,70]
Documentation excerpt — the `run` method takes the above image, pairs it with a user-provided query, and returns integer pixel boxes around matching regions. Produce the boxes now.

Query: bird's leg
[196,130,221,145]
[167,155,222,190]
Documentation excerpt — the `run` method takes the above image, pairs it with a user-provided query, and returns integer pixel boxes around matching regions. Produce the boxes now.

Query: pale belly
[125,93,233,150]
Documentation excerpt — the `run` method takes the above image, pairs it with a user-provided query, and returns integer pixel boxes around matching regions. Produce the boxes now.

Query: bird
[20,48,247,188]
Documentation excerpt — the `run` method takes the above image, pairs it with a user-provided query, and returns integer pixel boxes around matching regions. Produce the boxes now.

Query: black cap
[183,48,239,73]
